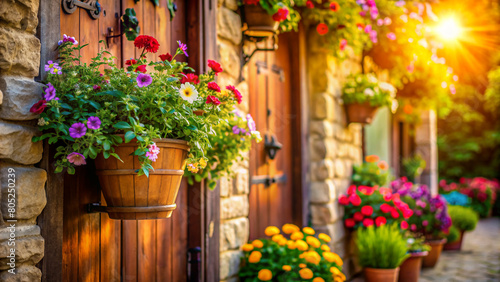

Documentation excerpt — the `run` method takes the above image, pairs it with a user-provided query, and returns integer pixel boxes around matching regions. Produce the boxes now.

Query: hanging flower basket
[346,102,380,124]
[95,138,189,220]
[243,5,279,37]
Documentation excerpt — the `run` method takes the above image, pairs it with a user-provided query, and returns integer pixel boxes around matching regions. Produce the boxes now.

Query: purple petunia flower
[58,34,78,46]
[136,73,152,88]
[45,61,62,75]
[87,116,101,130]
[69,122,87,138]
[44,83,57,101]
[232,125,240,135]
[246,114,256,132]
[177,40,189,57]
[67,152,86,165]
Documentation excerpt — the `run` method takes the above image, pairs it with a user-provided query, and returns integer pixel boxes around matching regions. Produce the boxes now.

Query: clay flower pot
[398,251,428,282]
[443,231,465,251]
[364,267,400,282]
[243,5,279,37]
[94,138,189,220]
[422,238,447,268]
[345,102,380,124]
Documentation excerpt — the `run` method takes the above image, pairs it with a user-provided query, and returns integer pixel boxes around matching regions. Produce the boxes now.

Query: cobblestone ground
[420,217,500,282]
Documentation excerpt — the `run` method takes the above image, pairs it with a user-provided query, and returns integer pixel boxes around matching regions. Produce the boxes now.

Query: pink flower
[340,39,348,51]
[387,32,396,40]
[206,95,221,106]
[67,152,86,166]
[136,73,152,87]
[207,82,221,92]
[422,220,428,226]
[272,8,289,22]
[145,143,160,162]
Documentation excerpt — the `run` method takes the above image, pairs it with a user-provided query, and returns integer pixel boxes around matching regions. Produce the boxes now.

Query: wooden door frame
[36,1,218,281]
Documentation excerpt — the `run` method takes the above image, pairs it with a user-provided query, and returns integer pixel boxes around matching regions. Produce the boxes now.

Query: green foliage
[445,225,460,244]
[352,155,390,187]
[356,224,409,269]
[185,112,262,189]
[242,0,301,33]
[401,154,426,183]
[36,39,239,175]
[405,235,431,254]
[342,73,396,109]
[121,8,140,41]
[448,205,479,232]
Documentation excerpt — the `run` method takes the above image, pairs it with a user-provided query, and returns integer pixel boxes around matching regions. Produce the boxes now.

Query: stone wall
[306,33,364,278]
[216,1,250,281]
[0,0,46,281]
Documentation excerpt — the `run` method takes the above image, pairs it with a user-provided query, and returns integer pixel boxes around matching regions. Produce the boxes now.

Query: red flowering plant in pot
[31,35,242,219]
[241,0,301,34]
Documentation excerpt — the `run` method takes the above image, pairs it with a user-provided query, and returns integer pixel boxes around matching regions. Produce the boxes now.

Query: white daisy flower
[364,88,375,96]
[179,83,199,104]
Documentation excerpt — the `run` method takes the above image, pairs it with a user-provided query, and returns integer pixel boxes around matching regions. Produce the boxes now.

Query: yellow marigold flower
[330,266,341,275]
[290,231,304,240]
[329,252,343,266]
[306,236,321,248]
[304,251,321,265]
[282,223,300,234]
[278,238,287,246]
[282,265,292,271]
[248,251,262,263]
[365,154,379,163]
[265,226,280,237]
[313,278,325,282]
[287,240,296,250]
[334,277,344,282]
[321,244,331,252]
[299,268,314,280]
[295,239,309,251]
[303,227,315,235]
[257,269,272,281]
[339,272,346,281]
[299,263,307,268]
[318,233,331,243]
[241,243,254,252]
[272,234,283,243]
[252,239,264,248]
[199,158,207,168]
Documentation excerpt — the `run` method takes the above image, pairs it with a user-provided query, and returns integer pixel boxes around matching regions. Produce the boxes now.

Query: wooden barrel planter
[243,5,278,37]
[345,102,380,124]
[94,138,190,220]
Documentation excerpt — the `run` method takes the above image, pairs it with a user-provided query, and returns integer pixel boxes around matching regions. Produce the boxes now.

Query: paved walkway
[420,217,500,282]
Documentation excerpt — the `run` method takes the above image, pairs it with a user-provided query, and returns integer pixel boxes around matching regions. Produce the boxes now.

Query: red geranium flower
[347,185,357,195]
[380,203,392,213]
[329,2,340,12]
[306,0,314,8]
[125,59,137,66]
[361,206,373,216]
[356,23,365,30]
[375,216,387,227]
[180,73,200,84]
[207,82,221,92]
[338,195,350,206]
[359,185,374,195]
[362,218,374,227]
[135,65,147,73]
[317,23,329,35]
[345,218,355,228]
[226,85,242,104]
[206,95,221,106]
[159,53,173,62]
[272,8,289,22]
[30,99,47,114]
[134,35,160,53]
[349,194,361,206]
[390,210,400,219]
[401,221,409,230]
[208,60,223,75]
[353,212,364,222]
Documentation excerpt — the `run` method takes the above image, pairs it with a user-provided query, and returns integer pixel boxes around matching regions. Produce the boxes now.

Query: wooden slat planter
[346,102,380,124]
[94,138,190,220]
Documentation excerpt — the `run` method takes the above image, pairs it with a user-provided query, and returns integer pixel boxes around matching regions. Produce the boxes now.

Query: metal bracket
[62,0,101,19]
[242,33,278,67]
[250,174,287,187]
[264,134,283,160]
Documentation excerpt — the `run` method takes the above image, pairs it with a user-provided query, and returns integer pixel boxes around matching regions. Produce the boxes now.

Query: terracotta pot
[443,231,465,251]
[345,102,380,124]
[364,267,399,282]
[398,251,428,282]
[422,238,447,268]
[193,110,205,116]
[243,5,278,37]
[94,138,190,220]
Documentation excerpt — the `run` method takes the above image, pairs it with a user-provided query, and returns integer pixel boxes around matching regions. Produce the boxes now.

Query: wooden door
[37,1,214,281]
[248,33,303,239]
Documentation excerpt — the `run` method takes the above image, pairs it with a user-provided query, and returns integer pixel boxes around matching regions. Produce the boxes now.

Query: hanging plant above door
[134,0,177,20]
[241,0,301,35]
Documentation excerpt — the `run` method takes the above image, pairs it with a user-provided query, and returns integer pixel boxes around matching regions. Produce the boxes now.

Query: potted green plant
[342,73,397,124]
[241,0,300,35]
[351,154,391,187]
[32,35,240,219]
[443,205,479,251]
[356,224,409,282]
[401,154,426,183]
[398,236,430,282]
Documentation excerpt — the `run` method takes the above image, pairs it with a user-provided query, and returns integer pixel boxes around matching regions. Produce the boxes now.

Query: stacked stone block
[0,0,46,281]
